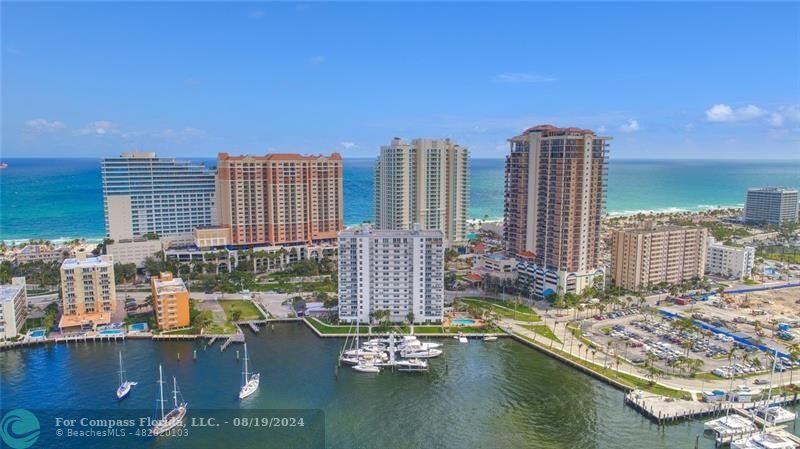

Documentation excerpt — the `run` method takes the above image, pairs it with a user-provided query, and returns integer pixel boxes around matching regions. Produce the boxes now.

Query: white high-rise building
[374,138,469,245]
[705,238,756,280]
[0,277,28,340]
[102,151,217,240]
[338,224,444,324]
[744,187,798,226]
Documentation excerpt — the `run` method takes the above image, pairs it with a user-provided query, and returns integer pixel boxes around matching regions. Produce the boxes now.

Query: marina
[1,322,797,449]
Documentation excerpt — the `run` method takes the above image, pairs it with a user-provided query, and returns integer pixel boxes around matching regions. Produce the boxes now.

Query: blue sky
[2,2,799,159]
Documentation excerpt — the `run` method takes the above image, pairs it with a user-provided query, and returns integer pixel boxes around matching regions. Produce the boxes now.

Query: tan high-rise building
[506,125,609,298]
[374,138,469,244]
[59,252,116,330]
[216,153,344,246]
[611,224,708,292]
[150,272,190,331]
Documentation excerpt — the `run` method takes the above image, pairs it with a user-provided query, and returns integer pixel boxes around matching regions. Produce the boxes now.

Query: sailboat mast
[172,377,178,408]
[159,365,165,419]
[243,344,249,379]
[118,352,124,385]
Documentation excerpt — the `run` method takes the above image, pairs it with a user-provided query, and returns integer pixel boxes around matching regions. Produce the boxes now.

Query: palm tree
[787,343,800,388]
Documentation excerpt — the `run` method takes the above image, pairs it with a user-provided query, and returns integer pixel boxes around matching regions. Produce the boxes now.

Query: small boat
[704,415,758,443]
[731,432,798,449]
[755,405,797,425]
[352,363,381,373]
[394,358,428,370]
[458,336,469,343]
[152,365,188,436]
[483,336,498,342]
[239,343,260,400]
[0,163,7,169]
[116,352,137,400]
[401,348,443,358]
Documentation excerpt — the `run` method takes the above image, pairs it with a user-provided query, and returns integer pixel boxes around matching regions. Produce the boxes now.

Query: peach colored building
[611,224,708,292]
[150,272,190,330]
[216,153,344,246]
[59,252,115,330]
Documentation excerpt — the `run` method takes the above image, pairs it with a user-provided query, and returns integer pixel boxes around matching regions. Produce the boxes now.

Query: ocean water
[4,322,795,449]
[1,158,799,242]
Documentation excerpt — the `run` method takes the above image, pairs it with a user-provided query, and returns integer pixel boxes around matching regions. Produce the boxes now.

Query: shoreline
[1,205,745,245]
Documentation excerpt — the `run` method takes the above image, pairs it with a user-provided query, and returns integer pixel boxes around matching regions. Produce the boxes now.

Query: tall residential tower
[744,187,799,225]
[338,224,445,324]
[216,153,343,246]
[374,138,469,245]
[101,152,216,240]
[506,125,609,298]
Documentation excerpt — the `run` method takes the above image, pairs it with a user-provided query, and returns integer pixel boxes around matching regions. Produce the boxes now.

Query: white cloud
[162,127,206,139]
[705,104,766,123]
[596,125,607,133]
[494,73,558,84]
[307,55,326,65]
[619,119,640,133]
[767,113,784,127]
[25,118,66,132]
[705,103,800,128]
[340,141,357,149]
[249,10,265,19]
[79,121,118,136]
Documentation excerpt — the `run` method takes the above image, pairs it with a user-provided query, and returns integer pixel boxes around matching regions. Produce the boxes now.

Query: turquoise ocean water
[1,158,798,242]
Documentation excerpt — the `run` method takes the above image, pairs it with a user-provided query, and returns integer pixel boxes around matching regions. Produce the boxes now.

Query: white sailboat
[239,343,260,400]
[152,365,187,436]
[352,362,381,373]
[755,351,798,425]
[116,352,137,400]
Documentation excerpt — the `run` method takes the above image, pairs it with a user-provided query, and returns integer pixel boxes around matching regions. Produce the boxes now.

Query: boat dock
[220,333,245,351]
[238,321,262,334]
[625,390,800,425]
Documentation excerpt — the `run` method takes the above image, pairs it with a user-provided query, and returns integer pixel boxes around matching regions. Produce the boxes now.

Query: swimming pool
[452,319,476,326]
[99,329,124,336]
[128,322,148,332]
[29,329,46,339]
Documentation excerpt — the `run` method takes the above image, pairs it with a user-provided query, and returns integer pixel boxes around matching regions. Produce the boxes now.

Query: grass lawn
[513,331,689,399]
[219,300,265,321]
[161,327,197,335]
[522,324,562,343]
[305,317,370,335]
[742,279,760,286]
[460,297,541,322]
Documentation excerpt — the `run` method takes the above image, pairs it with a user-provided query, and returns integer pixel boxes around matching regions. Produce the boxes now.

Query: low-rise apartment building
[150,272,190,330]
[0,277,28,340]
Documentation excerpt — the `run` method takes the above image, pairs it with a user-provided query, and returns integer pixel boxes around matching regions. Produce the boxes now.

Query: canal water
[1,323,797,449]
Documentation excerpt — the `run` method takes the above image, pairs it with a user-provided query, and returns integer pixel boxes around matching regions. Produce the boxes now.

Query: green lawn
[513,331,689,399]
[219,300,265,321]
[460,297,541,322]
[304,317,370,335]
[304,318,501,335]
[742,279,760,286]
[522,324,562,343]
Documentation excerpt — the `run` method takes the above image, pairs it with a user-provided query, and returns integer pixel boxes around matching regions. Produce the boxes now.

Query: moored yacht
[115,352,137,400]
[239,343,260,400]
[152,365,188,437]
[731,431,799,449]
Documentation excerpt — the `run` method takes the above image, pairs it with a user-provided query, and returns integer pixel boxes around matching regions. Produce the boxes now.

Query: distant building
[215,153,343,246]
[16,244,70,264]
[744,187,799,225]
[150,272,190,331]
[476,253,516,280]
[102,151,217,241]
[59,252,116,330]
[0,277,28,340]
[374,138,469,245]
[611,224,707,291]
[105,238,163,268]
[505,125,609,298]
[705,238,755,280]
[338,224,444,324]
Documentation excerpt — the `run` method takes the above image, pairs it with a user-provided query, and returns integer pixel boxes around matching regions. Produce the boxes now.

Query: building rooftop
[0,283,25,303]
[218,152,342,162]
[747,186,798,193]
[620,224,705,235]
[61,253,112,269]
[340,223,444,238]
[152,275,188,295]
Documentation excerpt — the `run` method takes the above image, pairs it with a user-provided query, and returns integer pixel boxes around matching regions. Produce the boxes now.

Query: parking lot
[582,307,799,381]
